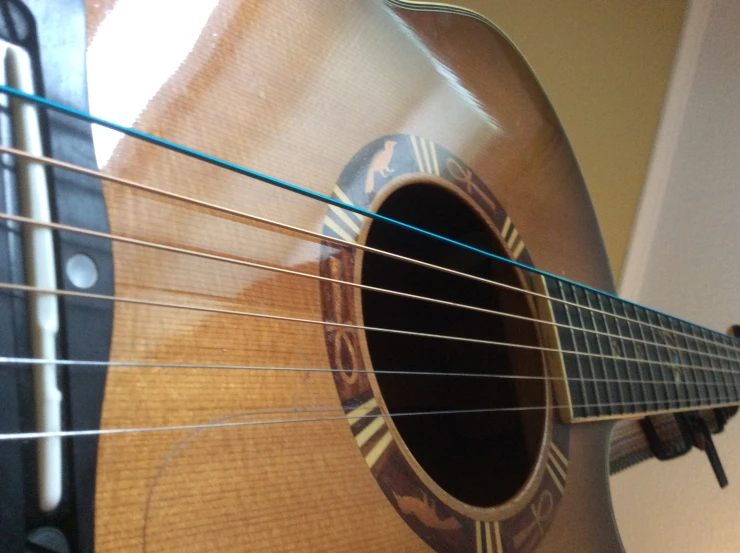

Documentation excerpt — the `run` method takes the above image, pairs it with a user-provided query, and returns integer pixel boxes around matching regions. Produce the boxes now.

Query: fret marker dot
[65,253,98,289]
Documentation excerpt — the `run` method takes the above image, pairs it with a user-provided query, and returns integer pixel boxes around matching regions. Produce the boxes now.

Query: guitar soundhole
[361,183,546,508]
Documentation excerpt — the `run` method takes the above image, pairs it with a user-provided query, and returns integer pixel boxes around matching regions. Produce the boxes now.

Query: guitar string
[1,146,737,358]
[0,86,735,353]
[0,80,733,479]
[1,88,737,424]
[1,396,737,441]
[2,356,739,392]
[0,85,706,334]
[2,282,739,379]
[2,212,738,365]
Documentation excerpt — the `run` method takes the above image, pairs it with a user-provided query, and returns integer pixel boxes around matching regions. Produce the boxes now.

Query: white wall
[613,0,740,550]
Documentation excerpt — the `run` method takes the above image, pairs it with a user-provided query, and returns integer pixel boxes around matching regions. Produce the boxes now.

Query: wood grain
[85,1,618,551]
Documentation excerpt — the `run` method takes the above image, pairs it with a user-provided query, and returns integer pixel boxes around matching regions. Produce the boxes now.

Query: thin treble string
[1,395,738,441]
[3,356,739,389]
[0,86,732,348]
[1,148,737,358]
[5,150,738,358]
[3,212,737,366]
[2,282,738,378]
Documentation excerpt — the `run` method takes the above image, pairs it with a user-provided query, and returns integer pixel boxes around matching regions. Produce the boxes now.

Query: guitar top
[0,1,737,552]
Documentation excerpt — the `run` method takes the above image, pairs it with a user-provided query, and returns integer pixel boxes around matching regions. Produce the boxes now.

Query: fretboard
[542,278,740,421]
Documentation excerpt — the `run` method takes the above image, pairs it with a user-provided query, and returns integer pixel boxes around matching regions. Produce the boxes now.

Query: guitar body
[80,1,623,551]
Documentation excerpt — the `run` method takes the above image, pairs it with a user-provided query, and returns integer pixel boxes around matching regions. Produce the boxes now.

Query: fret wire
[669,317,698,408]
[704,327,726,403]
[647,310,678,410]
[584,290,616,411]
[692,321,709,405]
[583,289,613,413]
[673,316,690,407]
[628,302,653,411]
[693,325,718,405]
[699,323,717,406]
[662,314,688,408]
[2,146,739,361]
[724,333,740,359]
[665,317,685,406]
[557,281,592,418]
[571,393,738,419]
[720,331,738,402]
[624,303,657,413]
[633,305,667,412]
[725,332,740,359]
[680,320,709,407]
[597,294,631,414]
[694,323,718,406]
[612,297,644,414]
[710,328,726,403]
[571,287,604,416]
[705,327,733,404]
[717,331,738,402]
[724,332,740,398]
[659,312,681,409]
[719,332,736,400]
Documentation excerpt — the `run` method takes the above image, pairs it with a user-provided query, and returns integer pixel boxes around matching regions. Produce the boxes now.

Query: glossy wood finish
[84,1,620,551]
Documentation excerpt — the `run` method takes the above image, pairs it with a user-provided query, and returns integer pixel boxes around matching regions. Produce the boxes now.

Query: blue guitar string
[0,84,733,339]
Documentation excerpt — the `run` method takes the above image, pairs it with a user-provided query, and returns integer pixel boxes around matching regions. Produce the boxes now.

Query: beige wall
[475,2,740,552]
[461,2,714,552]
[611,0,740,551]
[466,0,687,281]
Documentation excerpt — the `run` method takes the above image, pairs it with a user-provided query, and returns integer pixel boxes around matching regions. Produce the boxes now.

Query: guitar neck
[539,276,740,422]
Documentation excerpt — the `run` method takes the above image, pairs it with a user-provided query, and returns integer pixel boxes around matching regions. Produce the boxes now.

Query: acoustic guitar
[1,1,738,552]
